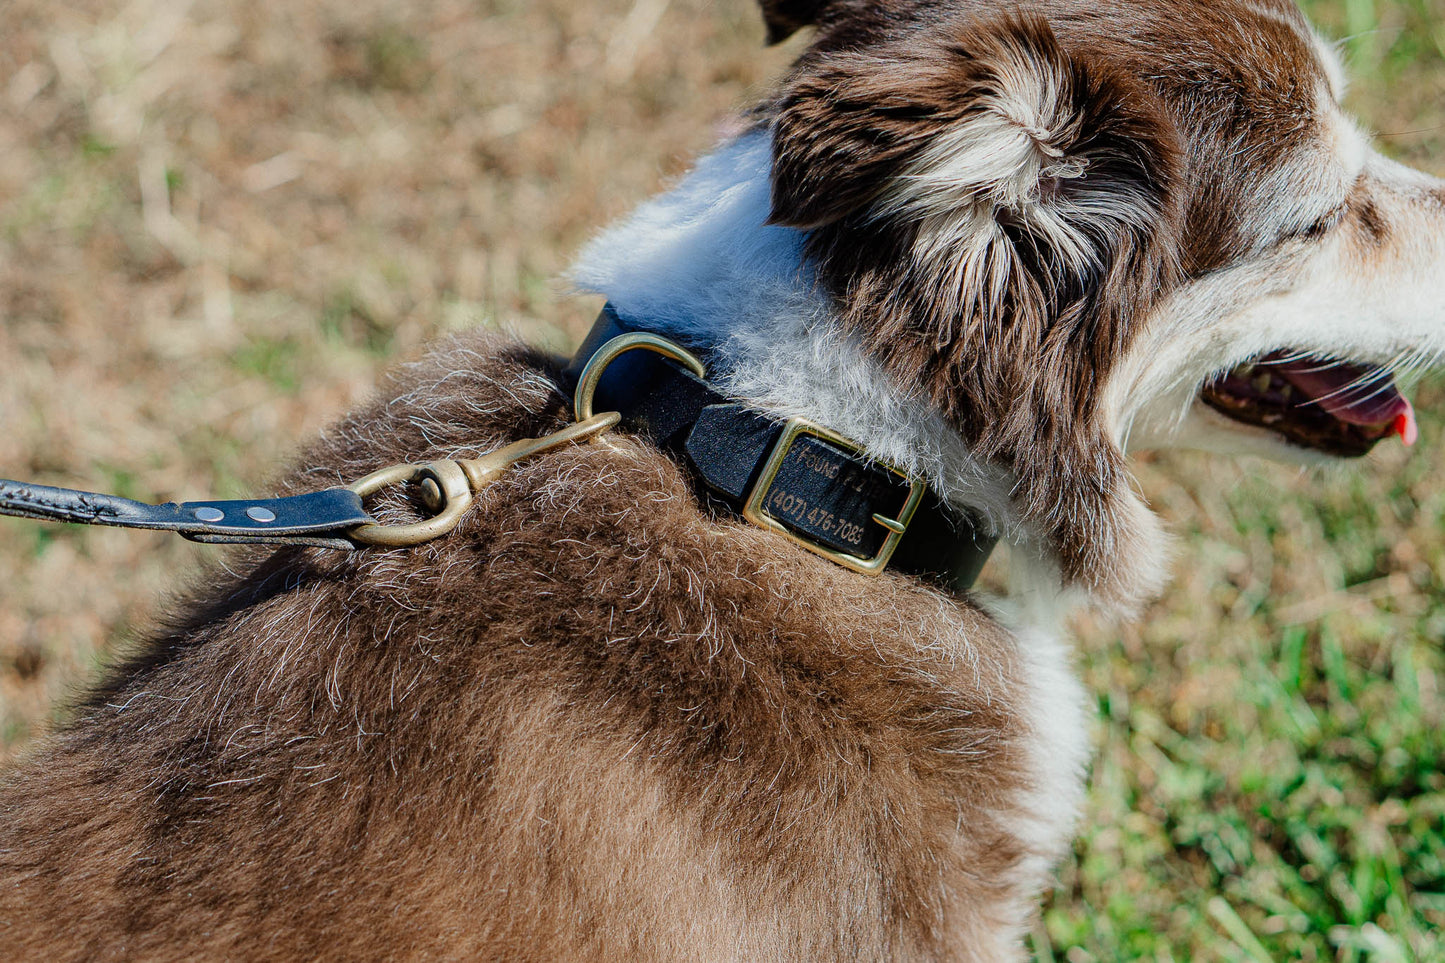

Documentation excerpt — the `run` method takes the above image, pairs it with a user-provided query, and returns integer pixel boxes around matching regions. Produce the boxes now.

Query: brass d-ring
[573,333,707,422]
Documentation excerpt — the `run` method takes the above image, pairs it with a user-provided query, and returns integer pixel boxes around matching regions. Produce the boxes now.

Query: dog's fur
[3,1,1444,960]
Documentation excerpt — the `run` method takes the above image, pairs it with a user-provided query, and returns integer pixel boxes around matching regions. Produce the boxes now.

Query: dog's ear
[758,0,833,44]
[770,13,1184,606]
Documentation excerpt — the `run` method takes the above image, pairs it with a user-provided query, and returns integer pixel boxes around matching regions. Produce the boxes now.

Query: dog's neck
[571,131,1078,618]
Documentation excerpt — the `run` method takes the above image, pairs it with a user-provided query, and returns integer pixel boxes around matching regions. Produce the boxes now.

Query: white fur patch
[1309,26,1350,103]
[984,595,1092,882]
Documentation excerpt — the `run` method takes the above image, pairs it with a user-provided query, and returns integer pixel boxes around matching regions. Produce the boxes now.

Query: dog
[2,0,1443,959]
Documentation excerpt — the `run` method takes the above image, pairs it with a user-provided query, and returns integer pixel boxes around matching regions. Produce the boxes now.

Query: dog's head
[758,0,1445,606]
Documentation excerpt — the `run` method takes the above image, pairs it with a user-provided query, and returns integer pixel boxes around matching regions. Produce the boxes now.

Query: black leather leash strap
[565,305,997,593]
[0,479,374,550]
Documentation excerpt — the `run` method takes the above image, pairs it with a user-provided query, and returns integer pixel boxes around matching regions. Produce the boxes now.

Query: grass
[1,0,1443,958]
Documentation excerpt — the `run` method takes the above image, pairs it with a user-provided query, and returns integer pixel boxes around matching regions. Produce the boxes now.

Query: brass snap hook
[344,329,696,551]
[456,411,620,490]
[344,411,622,549]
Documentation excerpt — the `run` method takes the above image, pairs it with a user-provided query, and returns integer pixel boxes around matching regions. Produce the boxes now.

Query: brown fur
[0,337,1043,961]
[768,11,1183,596]
[752,0,1358,602]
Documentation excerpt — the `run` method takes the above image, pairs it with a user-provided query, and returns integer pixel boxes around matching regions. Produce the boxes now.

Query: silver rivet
[245,507,277,523]
[193,507,225,523]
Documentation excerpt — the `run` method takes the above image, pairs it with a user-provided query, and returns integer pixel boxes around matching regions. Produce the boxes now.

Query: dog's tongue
[1270,357,1418,445]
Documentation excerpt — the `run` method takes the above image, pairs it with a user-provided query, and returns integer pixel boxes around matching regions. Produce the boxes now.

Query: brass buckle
[741,418,925,576]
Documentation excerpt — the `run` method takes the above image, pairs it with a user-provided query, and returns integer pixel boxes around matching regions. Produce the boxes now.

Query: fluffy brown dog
[3,1,1444,960]
[2,339,1054,959]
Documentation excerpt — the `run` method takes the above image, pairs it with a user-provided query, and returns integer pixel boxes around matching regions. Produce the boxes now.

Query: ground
[1,0,1443,959]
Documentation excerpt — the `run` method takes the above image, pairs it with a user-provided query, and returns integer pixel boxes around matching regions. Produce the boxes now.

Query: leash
[0,413,618,551]
[0,308,996,590]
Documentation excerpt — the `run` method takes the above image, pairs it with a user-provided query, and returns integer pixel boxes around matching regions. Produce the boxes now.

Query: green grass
[1042,386,1445,957]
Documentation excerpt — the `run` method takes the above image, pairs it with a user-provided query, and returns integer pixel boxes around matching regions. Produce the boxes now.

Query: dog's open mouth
[1200,351,1418,457]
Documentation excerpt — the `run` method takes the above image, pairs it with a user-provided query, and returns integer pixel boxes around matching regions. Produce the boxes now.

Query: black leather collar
[564,305,997,594]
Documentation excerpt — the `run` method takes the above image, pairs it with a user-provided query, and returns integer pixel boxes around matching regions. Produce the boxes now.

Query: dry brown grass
[0,0,797,751]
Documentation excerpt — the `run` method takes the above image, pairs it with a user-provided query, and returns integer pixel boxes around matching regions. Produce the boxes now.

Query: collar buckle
[741,417,926,577]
